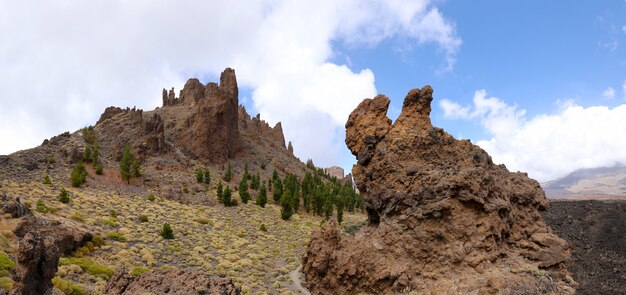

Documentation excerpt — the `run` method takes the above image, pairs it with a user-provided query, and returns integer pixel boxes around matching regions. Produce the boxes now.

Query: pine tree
[203,168,211,185]
[223,186,236,206]
[71,163,87,187]
[83,145,92,163]
[243,163,250,182]
[160,223,174,239]
[239,177,250,204]
[43,174,52,185]
[272,178,283,203]
[280,193,293,220]
[216,181,224,203]
[120,144,136,184]
[91,144,100,165]
[250,173,260,190]
[58,188,70,203]
[223,163,232,182]
[256,183,267,208]
[196,167,204,182]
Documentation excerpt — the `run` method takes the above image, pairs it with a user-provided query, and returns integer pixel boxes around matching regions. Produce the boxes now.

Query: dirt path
[288,265,310,295]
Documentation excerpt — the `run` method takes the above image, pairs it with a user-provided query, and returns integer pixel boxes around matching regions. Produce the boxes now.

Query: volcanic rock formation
[302,86,575,294]
[106,268,241,295]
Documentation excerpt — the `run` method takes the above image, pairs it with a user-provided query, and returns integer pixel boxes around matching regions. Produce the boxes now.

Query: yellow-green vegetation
[0,277,13,291]
[0,252,14,277]
[0,181,367,294]
[130,266,150,276]
[59,257,113,280]
[52,277,88,295]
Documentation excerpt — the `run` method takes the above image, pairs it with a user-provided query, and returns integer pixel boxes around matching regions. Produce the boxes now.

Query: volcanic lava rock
[13,216,93,255]
[10,232,59,295]
[302,86,575,294]
[106,268,241,295]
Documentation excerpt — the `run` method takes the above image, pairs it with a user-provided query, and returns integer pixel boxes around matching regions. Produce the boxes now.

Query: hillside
[542,165,626,199]
[0,68,365,294]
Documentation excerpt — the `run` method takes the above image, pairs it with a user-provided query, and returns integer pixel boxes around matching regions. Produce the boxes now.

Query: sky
[0,0,625,182]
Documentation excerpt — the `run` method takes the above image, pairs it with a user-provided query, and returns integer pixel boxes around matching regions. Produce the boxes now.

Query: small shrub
[138,215,149,223]
[106,230,127,242]
[160,223,174,239]
[52,277,88,295]
[260,163,266,170]
[147,194,156,202]
[196,218,210,225]
[223,163,232,182]
[35,199,48,213]
[182,187,189,194]
[59,257,113,280]
[130,266,150,276]
[0,277,13,291]
[259,224,268,232]
[58,188,70,204]
[70,214,84,222]
[92,236,105,247]
[95,165,103,175]
[109,209,118,218]
[42,174,52,185]
[48,156,56,165]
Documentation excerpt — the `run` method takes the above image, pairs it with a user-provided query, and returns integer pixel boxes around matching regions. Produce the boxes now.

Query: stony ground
[542,200,626,295]
[0,179,366,294]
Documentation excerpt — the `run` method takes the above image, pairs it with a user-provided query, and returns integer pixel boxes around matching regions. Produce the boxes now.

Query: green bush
[95,165,103,175]
[52,277,87,295]
[58,188,70,204]
[35,199,48,213]
[119,144,140,184]
[147,194,156,202]
[59,257,113,280]
[83,145,92,163]
[222,186,237,207]
[138,215,149,223]
[259,224,268,232]
[71,163,87,187]
[48,156,56,165]
[239,178,250,204]
[42,174,52,185]
[160,223,174,239]
[203,168,211,185]
[196,218,210,225]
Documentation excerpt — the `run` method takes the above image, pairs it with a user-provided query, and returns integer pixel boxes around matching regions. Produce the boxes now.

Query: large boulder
[302,86,576,294]
[13,216,93,255]
[10,232,59,295]
[106,268,241,295]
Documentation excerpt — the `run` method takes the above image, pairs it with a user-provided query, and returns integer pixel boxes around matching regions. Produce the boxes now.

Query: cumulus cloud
[0,0,460,170]
[440,91,626,182]
[602,87,615,99]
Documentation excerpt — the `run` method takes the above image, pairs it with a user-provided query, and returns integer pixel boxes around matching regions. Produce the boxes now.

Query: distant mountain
[542,165,626,198]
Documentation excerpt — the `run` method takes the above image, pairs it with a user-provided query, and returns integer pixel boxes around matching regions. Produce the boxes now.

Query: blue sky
[1,1,625,182]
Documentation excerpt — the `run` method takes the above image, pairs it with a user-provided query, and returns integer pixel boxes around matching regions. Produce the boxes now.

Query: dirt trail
[288,265,310,295]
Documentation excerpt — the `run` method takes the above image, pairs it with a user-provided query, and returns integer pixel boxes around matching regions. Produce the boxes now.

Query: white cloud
[0,0,460,170]
[623,25,626,34]
[602,87,615,99]
[440,91,626,182]
[623,81,626,99]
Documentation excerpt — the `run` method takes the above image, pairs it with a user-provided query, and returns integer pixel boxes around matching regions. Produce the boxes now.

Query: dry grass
[0,180,366,294]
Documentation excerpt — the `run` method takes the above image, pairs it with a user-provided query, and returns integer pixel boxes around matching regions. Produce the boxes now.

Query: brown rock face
[302,86,575,294]
[162,68,241,163]
[11,232,59,295]
[105,268,241,295]
[13,216,93,255]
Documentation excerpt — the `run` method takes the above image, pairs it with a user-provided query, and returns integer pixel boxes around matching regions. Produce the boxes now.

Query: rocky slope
[543,200,626,295]
[542,165,626,198]
[302,86,576,294]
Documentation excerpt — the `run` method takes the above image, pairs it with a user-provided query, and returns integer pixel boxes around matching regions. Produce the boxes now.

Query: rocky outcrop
[1,196,31,218]
[161,68,241,163]
[13,216,93,255]
[97,107,125,124]
[11,232,59,295]
[141,112,166,155]
[106,268,241,295]
[302,86,575,294]
[287,141,294,154]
